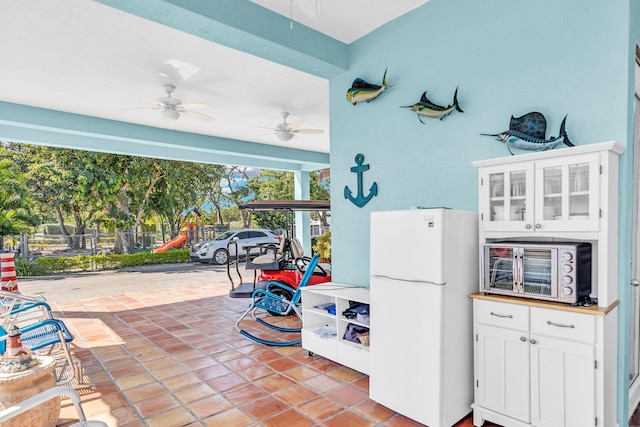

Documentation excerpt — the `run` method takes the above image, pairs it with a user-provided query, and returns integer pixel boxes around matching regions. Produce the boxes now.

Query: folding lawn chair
[0,385,107,426]
[236,254,320,346]
[0,319,83,386]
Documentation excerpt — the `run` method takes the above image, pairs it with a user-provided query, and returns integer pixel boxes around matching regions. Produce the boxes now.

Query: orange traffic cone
[0,253,18,292]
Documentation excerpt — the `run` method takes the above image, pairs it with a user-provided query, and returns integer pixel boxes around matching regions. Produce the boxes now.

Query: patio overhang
[0,102,329,172]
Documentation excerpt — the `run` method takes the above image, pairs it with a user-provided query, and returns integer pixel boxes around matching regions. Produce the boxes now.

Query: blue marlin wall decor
[482,112,574,155]
[400,87,463,123]
[346,68,394,105]
[344,154,377,208]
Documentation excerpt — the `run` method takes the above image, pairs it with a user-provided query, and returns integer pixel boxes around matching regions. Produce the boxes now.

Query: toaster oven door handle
[514,248,524,292]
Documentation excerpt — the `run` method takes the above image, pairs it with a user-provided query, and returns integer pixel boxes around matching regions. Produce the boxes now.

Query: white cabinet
[301,283,370,374]
[472,296,617,427]
[472,141,624,240]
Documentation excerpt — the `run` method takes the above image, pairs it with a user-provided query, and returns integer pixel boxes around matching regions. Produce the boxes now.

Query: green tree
[0,155,39,246]
[21,146,114,249]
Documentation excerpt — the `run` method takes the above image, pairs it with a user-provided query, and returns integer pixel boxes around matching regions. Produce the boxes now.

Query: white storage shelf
[301,283,370,374]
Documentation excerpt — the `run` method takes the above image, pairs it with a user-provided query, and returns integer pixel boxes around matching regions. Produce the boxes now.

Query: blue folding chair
[236,254,320,346]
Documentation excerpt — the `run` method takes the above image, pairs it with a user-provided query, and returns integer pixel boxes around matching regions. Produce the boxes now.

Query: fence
[9,231,166,260]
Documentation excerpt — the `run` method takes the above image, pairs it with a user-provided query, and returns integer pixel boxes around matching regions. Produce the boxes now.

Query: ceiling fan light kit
[254,111,324,142]
[140,84,215,123]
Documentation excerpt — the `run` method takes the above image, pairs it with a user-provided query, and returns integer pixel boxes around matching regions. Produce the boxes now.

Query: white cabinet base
[472,404,532,427]
[301,283,370,374]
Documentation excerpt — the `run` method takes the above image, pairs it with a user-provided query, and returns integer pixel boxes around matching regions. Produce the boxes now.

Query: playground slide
[152,235,186,253]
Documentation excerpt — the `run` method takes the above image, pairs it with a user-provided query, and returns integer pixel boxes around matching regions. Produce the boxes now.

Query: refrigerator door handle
[371,274,446,286]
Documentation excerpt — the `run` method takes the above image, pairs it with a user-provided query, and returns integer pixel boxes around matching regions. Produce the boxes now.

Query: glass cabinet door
[535,153,600,232]
[488,169,529,223]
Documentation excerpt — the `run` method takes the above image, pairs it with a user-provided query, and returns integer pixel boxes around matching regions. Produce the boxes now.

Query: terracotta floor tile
[301,374,343,394]
[326,384,369,407]
[297,396,343,421]
[51,283,501,427]
[353,399,396,423]
[262,409,313,427]
[134,394,180,418]
[203,408,254,426]
[254,373,295,393]
[152,364,190,380]
[382,413,430,426]
[273,384,318,406]
[116,372,157,390]
[174,382,216,404]
[241,395,289,420]
[125,382,168,403]
[182,356,219,371]
[328,365,366,382]
[189,394,234,419]
[161,372,203,391]
[282,365,321,382]
[145,407,197,427]
[195,363,232,381]
[239,363,275,381]
[267,357,301,372]
[322,410,376,427]
[206,372,248,392]
[224,383,268,405]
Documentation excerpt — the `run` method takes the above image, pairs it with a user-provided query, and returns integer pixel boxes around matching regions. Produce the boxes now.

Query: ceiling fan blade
[140,97,165,107]
[183,110,215,122]
[181,103,210,110]
[253,125,279,131]
[293,128,324,134]
[287,121,303,130]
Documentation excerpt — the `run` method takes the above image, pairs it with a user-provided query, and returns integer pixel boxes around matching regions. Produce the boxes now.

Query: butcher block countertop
[469,292,618,316]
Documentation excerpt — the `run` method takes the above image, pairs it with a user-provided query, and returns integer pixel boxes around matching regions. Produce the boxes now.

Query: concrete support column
[294,170,311,256]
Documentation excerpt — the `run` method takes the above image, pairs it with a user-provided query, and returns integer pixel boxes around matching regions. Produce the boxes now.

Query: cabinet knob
[525,224,532,229]
[529,339,537,344]
[632,279,640,287]
[534,223,541,229]
[520,336,527,342]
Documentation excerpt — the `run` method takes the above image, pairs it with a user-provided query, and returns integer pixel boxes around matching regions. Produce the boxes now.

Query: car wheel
[212,249,229,265]
[266,286,294,316]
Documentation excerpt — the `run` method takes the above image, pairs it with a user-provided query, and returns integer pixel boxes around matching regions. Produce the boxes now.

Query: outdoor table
[0,356,59,427]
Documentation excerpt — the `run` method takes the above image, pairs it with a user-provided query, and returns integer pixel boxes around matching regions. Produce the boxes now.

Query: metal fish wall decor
[482,112,574,155]
[346,68,394,105]
[400,87,463,123]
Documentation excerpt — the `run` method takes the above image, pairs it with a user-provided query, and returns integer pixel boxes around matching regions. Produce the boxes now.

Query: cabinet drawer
[530,307,595,343]
[477,300,529,331]
[337,341,369,375]
[301,329,338,361]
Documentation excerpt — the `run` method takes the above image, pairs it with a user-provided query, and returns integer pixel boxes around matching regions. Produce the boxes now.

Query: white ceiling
[0,0,429,156]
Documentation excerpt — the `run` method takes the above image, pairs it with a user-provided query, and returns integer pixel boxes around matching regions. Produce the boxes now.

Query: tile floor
[45,280,502,426]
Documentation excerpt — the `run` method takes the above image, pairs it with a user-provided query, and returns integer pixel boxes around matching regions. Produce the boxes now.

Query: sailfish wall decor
[482,112,574,155]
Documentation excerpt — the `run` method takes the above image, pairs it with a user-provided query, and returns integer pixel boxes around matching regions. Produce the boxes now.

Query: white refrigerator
[369,208,478,427]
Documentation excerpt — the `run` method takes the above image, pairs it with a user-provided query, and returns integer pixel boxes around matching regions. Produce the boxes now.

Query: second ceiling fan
[257,112,324,141]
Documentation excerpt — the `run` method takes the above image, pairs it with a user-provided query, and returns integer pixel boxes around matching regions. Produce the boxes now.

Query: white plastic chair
[0,386,107,426]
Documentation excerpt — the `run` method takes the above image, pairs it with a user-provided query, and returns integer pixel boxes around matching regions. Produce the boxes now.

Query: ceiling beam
[94,0,349,78]
[0,102,329,172]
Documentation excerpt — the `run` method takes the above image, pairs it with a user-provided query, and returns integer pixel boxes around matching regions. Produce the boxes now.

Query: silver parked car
[190,229,279,265]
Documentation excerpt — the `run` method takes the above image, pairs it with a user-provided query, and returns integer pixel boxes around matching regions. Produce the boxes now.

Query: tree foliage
[0,154,39,244]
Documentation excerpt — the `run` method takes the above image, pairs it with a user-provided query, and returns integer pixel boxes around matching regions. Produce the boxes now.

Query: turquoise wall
[330,0,631,285]
[329,0,635,424]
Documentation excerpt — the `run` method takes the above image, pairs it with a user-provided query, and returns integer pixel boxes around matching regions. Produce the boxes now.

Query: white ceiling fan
[256,112,324,141]
[140,84,215,122]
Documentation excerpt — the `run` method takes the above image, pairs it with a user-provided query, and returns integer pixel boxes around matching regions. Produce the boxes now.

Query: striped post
[0,253,18,292]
